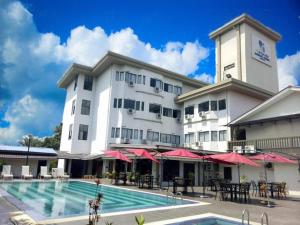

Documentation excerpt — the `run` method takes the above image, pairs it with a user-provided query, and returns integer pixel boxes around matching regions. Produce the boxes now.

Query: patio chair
[39,166,52,179]
[258,182,267,197]
[57,168,70,180]
[250,180,258,196]
[1,165,13,180]
[21,166,33,179]
[115,172,127,185]
[279,182,288,199]
[239,182,251,202]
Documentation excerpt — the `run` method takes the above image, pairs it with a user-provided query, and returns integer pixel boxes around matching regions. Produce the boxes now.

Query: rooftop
[0,145,57,156]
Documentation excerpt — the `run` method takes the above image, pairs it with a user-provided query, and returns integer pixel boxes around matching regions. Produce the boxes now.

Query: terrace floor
[1,180,300,225]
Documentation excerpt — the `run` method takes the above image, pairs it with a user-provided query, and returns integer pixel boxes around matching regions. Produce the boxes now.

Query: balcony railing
[228,136,300,150]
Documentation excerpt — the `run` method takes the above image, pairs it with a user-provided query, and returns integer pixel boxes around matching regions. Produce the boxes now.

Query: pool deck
[1,179,300,225]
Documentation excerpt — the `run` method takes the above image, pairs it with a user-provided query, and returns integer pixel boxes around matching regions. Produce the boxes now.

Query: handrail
[242,209,250,225]
[261,212,269,225]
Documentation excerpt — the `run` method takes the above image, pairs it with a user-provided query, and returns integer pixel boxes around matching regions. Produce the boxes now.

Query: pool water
[0,181,194,219]
[167,217,243,225]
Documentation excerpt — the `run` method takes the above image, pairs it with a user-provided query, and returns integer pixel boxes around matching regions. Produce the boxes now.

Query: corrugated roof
[0,145,57,155]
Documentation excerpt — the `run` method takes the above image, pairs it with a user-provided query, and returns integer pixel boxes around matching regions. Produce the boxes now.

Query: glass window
[164,83,173,93]
[81,100,91,115]
[68,124,73,140]
[135,101,140,110]
[71,99,76,115]
[115,71,120,81]
[185,106,194,115]
[174,86,182,95]
[113,98,117,108]
[147,130,159,142]
[121,128,133,139]
[125,72,130,83]
[74,75,78,91]
[115,128,120,138]
[137,75,142,84]
[219,130,227,141]
[210,101,217,111]
[185,133,194,144]
[198,101,209,112]
[199,131,210,142]
[219,99,226,110]
[118,98,122,108]
[83,76,93,91]
[211,131,218,141]
[139,130,143,140]
[119,72,124,81]
[111,127,116,138]
[150,78,163,89]
[143,76,146,85]
[160,133,171,143]
[78,124,88,140]
[150,78,156,87]
[129,73,136,83]
[124,99,135,109]
[163,107,173,117]
[173,109,181,118]
[134,129,139,139]
[141,102,144,111]
[149,103,161,113]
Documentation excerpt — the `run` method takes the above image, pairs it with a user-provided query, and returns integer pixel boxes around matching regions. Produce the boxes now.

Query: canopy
[161,148,204,159]
[206,152,259,167]
[104,150,132,163]
[126,148,159,163]
[248,152,297,164]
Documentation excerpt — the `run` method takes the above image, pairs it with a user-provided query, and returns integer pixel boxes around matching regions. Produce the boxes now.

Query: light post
[25,134,32,166]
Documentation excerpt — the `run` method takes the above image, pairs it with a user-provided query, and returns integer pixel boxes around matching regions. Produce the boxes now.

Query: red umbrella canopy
[249,152,297,164]
[208,152,259,167]
[161,148,204,159]
[126,148,159,163]
[104,150,132,163]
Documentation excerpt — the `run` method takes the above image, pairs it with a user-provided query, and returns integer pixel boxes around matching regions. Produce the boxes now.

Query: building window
[185,106,194,115]
[174,86,182,95]
[125,72,137,84]
[150,78,163,89]
[115,71,120,81]
[141,102,144,111]
[147,130,159,142]
[149,103,161,114]
[139,130,143,139]
[68,124,73,140]
[219,130,227,141]
[81,100,91,115]
[199,131,209,142]
[164,83,173,93]
[172,135,180,145]
[160,133,171,143]
[219,99,226,110]
[135,101,140,110]
[71,99,76,115]
[173,109,181,119]
[115,128,120,138]
[143,76,146,85]
[124,99,135,109]
[211,131,218,141]
[83,76,93,91]
[137,75,142,84]
[74,75,78,91]
[113,98,117,108]
[134,129,139,139]
[78,124,88,140]
[118,98,122,108]
[198,101,209,112]
[163,107,173,117]
[121,128,133,139]
[210,101,217,111]
[111,127,115,138]
[185,133,194,144]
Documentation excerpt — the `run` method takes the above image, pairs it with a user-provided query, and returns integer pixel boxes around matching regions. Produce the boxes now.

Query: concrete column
[102,160,107,173]
[159,159,164,183]
[179,161,184,177]
[216,36,221,83]
[67,159,72,175]
[113,160,116,172]
[236,25,242,80]
[194,162,199,186]
[151,161,157,178]
[58,158,65,169]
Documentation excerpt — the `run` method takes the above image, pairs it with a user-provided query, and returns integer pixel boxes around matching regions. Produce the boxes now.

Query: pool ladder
[241,209,269,225]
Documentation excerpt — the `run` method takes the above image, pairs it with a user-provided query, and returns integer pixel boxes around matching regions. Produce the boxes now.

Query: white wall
[2,159,40,177]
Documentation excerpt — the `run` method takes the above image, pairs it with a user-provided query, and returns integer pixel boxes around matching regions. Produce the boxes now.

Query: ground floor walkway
[1,180,300,225]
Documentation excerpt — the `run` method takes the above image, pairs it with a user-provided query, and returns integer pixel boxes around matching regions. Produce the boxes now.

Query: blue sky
[0,0,299,144]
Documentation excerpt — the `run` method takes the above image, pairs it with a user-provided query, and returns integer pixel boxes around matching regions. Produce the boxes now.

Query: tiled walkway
[1,182,300,225]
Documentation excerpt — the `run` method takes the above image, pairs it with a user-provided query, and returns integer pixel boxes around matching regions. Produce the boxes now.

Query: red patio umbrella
[248,152,297,164]
[126,148,159,163]
[161,148,204,159]
[104,150,132,163]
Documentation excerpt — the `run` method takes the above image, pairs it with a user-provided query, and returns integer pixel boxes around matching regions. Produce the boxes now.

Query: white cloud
[194,73,214,84]
[277,51,300,90]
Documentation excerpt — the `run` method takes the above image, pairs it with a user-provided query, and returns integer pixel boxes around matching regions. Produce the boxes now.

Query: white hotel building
[57,14,300,193]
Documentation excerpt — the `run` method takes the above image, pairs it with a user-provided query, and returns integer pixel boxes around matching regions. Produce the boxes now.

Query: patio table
[268,182,281,198]
[138,175,154,189]
[172,177,193,194]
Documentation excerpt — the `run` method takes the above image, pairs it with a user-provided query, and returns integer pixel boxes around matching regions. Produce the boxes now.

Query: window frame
[78,124,88,140]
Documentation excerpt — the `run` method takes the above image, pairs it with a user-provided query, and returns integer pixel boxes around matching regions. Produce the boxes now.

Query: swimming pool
[0,181,200,220]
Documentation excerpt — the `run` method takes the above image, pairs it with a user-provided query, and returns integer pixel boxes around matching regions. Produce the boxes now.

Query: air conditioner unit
[129,81,134,87]
[195,141,203,147]
[233,146,243,153]
[127,108,134,114]
[156,113,162,119]
[122,138,130,144]
[154,86,160,93]
[185,114,193,120]
[198,111,204,117]
[244,145,256,153]
[176,118,182,123]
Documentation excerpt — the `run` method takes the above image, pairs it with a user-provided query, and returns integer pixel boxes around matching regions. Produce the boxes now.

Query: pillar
[194,162,199,186]
[179,161,184,177]
[67,159,72,175]
[58,158,65,169]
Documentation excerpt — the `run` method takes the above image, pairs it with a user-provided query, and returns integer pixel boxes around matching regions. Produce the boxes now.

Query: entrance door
[37,160,47,177]
[136,159,152,175]
[163,160,179,181]
[71,160,85,178]
[224,167,232,181]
